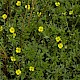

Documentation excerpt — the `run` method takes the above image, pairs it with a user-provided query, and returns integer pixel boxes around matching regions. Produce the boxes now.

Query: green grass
[0,0,80,80]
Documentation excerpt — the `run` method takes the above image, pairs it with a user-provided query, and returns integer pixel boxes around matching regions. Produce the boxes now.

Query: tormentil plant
[0,0,80,80]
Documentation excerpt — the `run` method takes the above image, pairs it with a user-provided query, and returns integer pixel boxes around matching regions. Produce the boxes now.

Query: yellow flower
[16,47,21,53]
[2,14,7,20]
[29,66,34,71]
[58,43,63,49]
[10,56,16,61]
[55,36,61,42]
[38,26,43,32]
[55,2,60,6]
[13,33,16,38]
[0,26,3,31]
[25,4,30,10]
[69,10,73,15]
[9,27,15,33]
[16,1,21,6]
[16,69,21,75]
[37,12,41,17]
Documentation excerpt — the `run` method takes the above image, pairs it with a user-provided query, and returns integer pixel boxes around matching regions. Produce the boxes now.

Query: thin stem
[0,44,8,59]
[74,17,79,28]
[28,0,36,27]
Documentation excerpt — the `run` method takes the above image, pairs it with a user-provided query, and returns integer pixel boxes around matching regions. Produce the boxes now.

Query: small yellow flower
[58,43,63,49]
[16,69,21,75]
[37,12,41,17]
[69,10,73,15]
[29,66,34,71]
[55,2,60,6]
[16,1,21,6]
[13,33,16,38]
[25,4,30,10]
[55,36,61,42]
[38,26,43,32]
[9,27,15,33]
[16,47,21,53]
[10,56,16,62]
[2,14,7,20]
[0,26,3,31]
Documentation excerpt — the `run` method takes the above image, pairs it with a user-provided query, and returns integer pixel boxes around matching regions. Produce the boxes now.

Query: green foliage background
[0,0,80,80]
